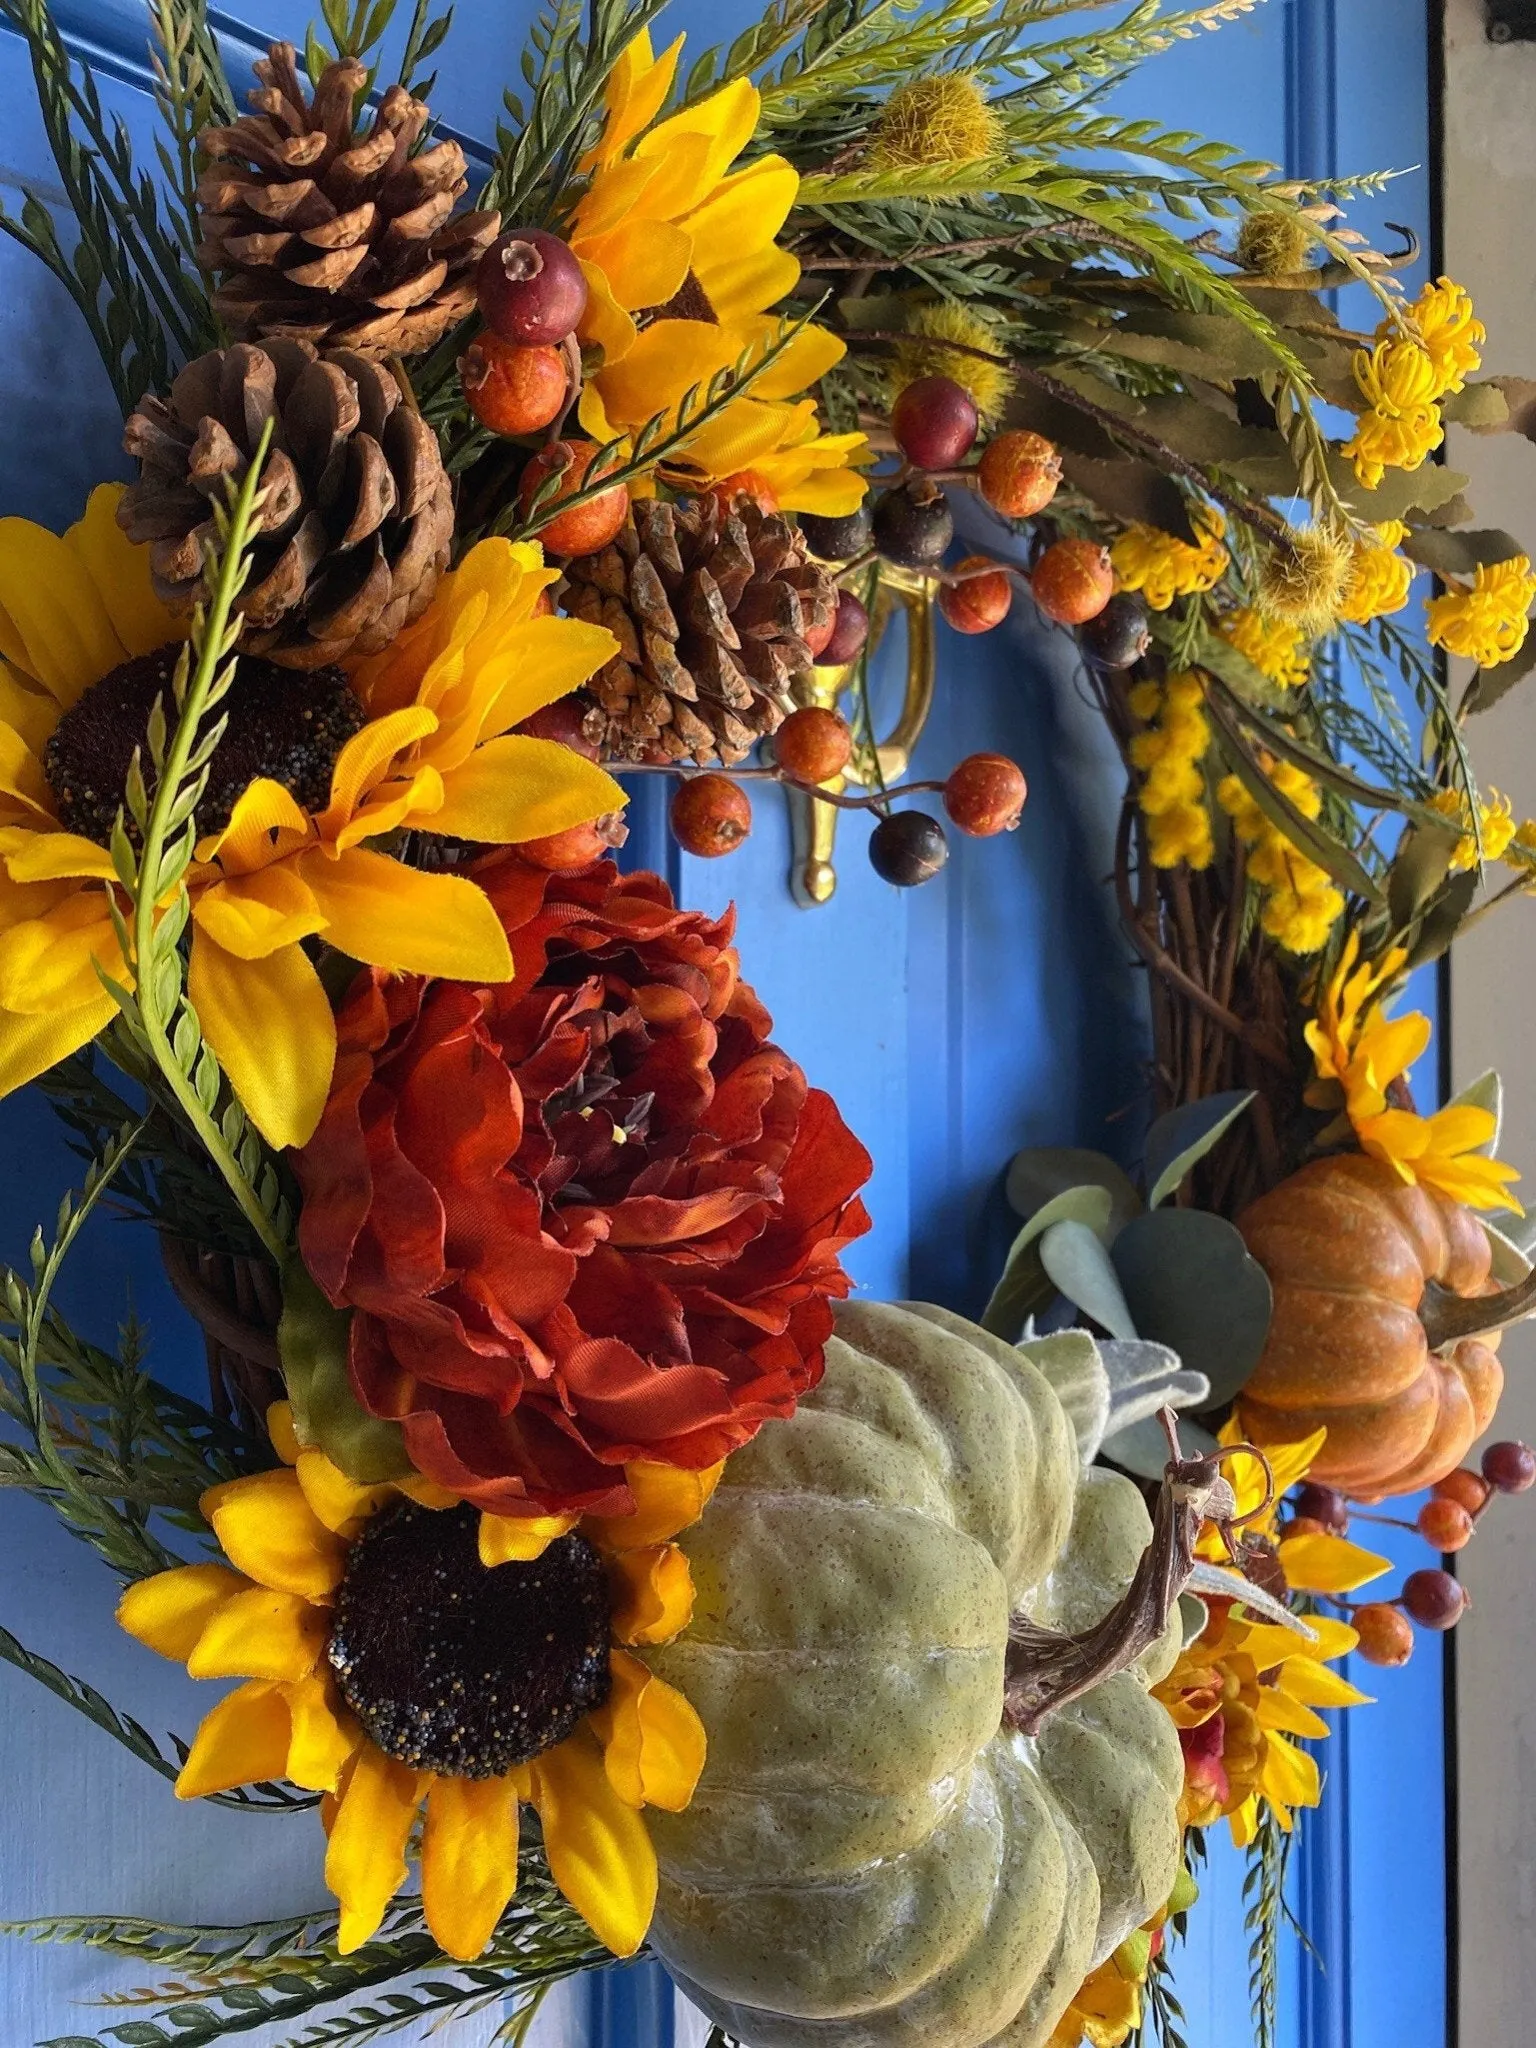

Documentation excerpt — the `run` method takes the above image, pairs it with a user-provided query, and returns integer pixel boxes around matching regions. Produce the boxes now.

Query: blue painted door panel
[0,6,1442,2047]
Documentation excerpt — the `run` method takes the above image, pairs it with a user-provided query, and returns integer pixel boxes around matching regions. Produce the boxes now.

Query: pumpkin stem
[1419,1264,1536,1351]
[1002,1411,1247,1737]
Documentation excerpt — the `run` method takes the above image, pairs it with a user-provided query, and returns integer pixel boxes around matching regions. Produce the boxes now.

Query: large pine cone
[119,340,454,668]
[199,41,499,358]
[563,498,837,766]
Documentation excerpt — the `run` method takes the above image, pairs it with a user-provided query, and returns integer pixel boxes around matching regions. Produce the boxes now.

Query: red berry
[977,431,1063,518]
[710,470,780,515]
[1417,1497,1475,1553]
[819,589,871,666]
[891,376,979,470]
[1293,1481,1350,1534]
[514,694,601,761]
[1482,1440,1536,1493]
[477,228,588,346]
[517,811,628,871]
[671,775,752,858]
[776,707,852,784]
[944,753,1027,836]
[940,556,1013,635]
[1030,538,1115,626]
[1401,1568,1468,1630]
[1433,1467,1491,1516]
[1353,1602,1415,1668]
[460,335,568,436]
[519,440,629,556]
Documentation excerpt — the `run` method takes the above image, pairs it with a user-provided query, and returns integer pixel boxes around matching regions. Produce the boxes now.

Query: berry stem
[547,332,584,445]
[616,761,947,813]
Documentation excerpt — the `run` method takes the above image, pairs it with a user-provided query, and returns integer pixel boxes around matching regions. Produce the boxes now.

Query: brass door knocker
[786,563,937,907]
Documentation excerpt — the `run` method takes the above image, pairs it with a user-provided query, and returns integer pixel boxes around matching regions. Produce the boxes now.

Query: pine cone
[563,499,837,766]
[119,340,454,669]
[199,41,499,358]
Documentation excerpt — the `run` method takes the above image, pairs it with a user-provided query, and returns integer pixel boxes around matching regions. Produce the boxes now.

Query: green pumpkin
[643,1300,1184,2048]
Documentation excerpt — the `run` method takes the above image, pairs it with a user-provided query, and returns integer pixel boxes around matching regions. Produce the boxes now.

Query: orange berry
[671,774,752,858]
[1281,1515,1330,1541]
[1353,1602,1415,1668]
[517,811,628,871]
[943,753,1027,836]
[940,556,1013,635]
[711,470,779,514]
[519,439,629,556]
[977,431,1063,518]
[1433,1467,1491,1516]
[776,706,852,784]
[1030,538,1115,625]
[1417,1497,1475,1553]
[460,335,569,436]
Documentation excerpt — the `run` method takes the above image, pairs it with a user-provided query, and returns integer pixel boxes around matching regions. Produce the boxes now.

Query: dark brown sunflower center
[325,1504,612,1779]
[638,270,719,327]
[43,642,366,847]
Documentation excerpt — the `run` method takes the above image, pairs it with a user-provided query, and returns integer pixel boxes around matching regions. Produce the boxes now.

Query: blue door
[0,5,1445,2046]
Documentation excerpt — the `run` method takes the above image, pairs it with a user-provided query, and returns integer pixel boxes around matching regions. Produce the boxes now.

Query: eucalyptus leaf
[278,1262,413,1483]
[1039,1219,1138,1339]
[1388,818,1465,931]
[1145,1090,1255,1208]
[1402,526,1528,577]
[1111,1208,1273,1405]
[981,1185,1116,1340]
[1179,1592,1208,1647]
[1005,1146,1142,1232]
[1100,1410,1219,1480]
[1440,382,1511,430]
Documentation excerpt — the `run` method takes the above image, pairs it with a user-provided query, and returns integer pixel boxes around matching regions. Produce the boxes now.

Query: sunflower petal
[326,1746,428,1954]
[301,847,513,982]
[189,929,336,1150]
[0,830,116,883]
[606,1544,696,1646]
[528,1728,657,1956]
[117,1563,249,1663]
[421,1773,520,1961]
[0,515,131,705]
[0,887,125,1011]
[68,484,178,659]
[590,1650,706,1812]
[176,1680,293,1799]
[295,1448,399,1540]
[282,1674,360,1791]
[187,1585,328,1682]
[268,1402,301,1465]
[1259,1731,1322,1812]
[478,1511,577,1566]
[1277,1531,1391,1595]
[199,778,312,874]
[315,707,439,840]
[1282,1659,1374,1710]
[1255,1688,1331,1742]
[432,736,625,845]
[200,1467,346,1599]
[588,1461,724,1551]
[192,866,326,960]
[0,991,118,1096]
[577,259,638,364]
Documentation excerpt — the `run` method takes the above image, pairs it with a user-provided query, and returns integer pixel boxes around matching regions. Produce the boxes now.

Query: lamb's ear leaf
[981,1185,1114,1340]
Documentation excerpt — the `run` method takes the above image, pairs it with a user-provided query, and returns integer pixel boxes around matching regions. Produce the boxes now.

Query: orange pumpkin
[1236,1154,1505,1497]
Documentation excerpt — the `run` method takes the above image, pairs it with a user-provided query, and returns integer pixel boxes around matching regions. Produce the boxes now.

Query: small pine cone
[119,339,454,669]
[199,40,500,358]
[562,498,837,767]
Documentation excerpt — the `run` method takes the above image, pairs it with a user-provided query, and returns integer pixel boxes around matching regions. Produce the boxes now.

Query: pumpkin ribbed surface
[1237,1153,1502,1495]
[642,1300,1183,2048]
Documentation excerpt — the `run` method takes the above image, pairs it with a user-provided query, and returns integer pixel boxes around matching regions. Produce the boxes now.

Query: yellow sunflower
[1203,1420,1390,1599]
[568,30,866,512]
[118,1402,711,1961]
[0,487,623,1149]
[1304,930,1521,1210]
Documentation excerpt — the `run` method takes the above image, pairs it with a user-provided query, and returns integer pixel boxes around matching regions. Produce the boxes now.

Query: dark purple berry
[1293,1481,1350,1534]
[820,590,870,666]
[1080,592,1152,669]
[1401,1568,1467,1631]
[872,479,953,569]
[1481,1440,1536,1494]
[868,810,949,887]
[798,505,873,562]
